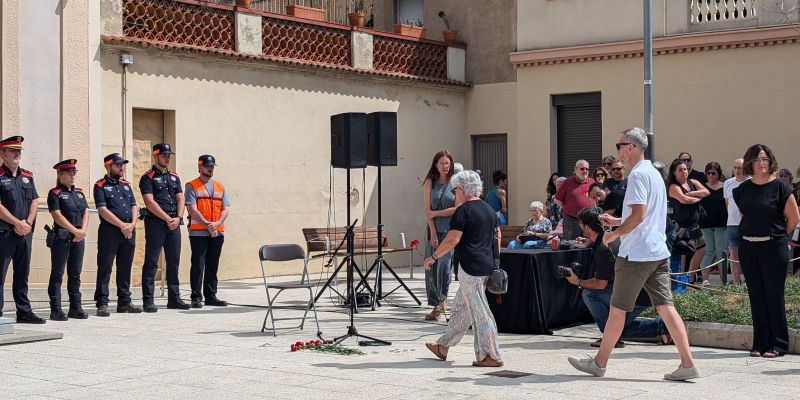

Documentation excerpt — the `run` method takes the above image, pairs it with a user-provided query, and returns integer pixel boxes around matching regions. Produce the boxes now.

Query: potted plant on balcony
[438,11,457,43]
[286,0,325,22]
[235,0,251,8]
[393,18,426,39]
[348,0,365,27]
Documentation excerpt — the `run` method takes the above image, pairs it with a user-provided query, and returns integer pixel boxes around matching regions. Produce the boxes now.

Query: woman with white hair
[507,201,552,249]
[424,170,503,367]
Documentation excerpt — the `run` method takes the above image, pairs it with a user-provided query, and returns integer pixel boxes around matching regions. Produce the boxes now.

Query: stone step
[0,317,14,335]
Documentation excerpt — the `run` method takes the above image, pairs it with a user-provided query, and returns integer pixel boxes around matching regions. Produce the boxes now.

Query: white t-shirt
[618,159,670,262]
[723,176,749,226]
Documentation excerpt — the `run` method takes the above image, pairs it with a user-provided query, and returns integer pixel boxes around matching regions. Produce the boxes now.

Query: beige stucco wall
[93,48,467,281]
[1,0,21,138]
[513,43,800,223]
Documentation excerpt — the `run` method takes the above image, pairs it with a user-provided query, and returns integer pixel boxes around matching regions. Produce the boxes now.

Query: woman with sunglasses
[698,162,728,285]
[592,167,609,184]
[667,159,710,284]
[733,144,799,358]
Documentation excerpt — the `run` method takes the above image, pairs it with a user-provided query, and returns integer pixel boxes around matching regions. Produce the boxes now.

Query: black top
[601,189,625,218]
[734,179,793,237]
[689,169,707,184]
[47,185,88,230]
[605,178,627,192]
[699,184,727,228]
[139,166,182,216]
[0,165,38,231]
[669,181,701,228]
[449,200,498,277]
[95,176,137,224]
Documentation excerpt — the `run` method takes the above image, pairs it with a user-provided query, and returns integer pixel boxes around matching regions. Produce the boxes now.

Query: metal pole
[644,0,654,160]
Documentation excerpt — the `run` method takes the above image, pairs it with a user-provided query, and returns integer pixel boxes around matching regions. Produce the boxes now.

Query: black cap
[198,155,217,167]
[152,143,174,156]
[104,153,129,165]
[0,135,24,150]
[53,159,78,171]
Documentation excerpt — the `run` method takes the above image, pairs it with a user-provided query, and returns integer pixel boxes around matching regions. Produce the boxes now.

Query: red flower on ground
[409,239,420,248]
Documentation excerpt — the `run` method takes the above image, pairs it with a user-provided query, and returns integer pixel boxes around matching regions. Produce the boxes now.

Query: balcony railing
[203,0,374,26]
[690,0,757,24]
[114,0,463,83]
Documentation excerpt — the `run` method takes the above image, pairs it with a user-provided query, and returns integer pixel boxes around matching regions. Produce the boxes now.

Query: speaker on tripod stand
[326,112,390,346]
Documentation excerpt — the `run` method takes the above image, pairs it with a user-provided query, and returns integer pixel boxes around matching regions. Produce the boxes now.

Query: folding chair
[259,244,321,337]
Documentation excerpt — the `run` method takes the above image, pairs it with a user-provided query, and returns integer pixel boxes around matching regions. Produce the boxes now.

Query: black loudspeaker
[331,113,368,169]
[366,112,398,166]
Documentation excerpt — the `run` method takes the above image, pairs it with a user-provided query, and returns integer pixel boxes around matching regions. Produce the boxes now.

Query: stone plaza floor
[2,269,799,399]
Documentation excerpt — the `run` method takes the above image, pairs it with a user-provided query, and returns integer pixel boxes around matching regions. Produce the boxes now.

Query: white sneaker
[568,354,606,377]
[701,280,711,287]
[664,365,700,381]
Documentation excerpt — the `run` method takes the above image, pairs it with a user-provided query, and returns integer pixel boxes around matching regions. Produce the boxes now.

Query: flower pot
[235,0,251,7]
[348,12,365,27]
[393,24,426,39]
[442,29,457,44]
[286,5,325,22]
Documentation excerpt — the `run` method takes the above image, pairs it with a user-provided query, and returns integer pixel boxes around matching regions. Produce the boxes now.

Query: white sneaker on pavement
[567,354,606,377]
[664,365,700,381]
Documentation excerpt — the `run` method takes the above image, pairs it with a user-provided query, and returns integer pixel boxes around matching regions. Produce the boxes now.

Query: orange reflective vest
[188,178,225,232]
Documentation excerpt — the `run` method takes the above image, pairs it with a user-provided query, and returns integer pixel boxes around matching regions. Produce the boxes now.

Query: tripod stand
[313,217,374,305]
[358,165,421,309]
[332,167,390,346]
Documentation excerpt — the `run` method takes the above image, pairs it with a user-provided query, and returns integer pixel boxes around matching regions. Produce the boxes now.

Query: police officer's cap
[104,153,129,166]
[152,143,174,156]
[198,155,217,167]
[0,136,24,150]
[53,159,78,172]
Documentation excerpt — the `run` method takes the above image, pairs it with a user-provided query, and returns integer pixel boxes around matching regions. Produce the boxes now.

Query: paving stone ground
[2,269,799,399]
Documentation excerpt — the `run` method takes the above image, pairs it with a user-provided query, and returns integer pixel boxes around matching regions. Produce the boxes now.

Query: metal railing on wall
[690,0,758,24]
[203,0,375,26]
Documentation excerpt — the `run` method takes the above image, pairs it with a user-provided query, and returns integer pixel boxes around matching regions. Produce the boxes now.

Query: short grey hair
[450,170,483,197]
[575,159,589,168]
[529,201,544,211]
[555,176,567,185]
[453,162,464,173]
[621,127,648,151]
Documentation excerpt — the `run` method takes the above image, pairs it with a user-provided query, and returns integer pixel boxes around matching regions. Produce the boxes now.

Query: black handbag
[486,227,508,294]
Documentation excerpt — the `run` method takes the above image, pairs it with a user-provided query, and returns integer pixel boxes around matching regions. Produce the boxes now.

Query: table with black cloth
[488,248,594,334]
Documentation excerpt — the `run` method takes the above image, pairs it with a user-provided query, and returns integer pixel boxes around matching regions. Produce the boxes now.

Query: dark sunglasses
[578,167,589,171]
[705,171,717,176]
[611,167,623,171]
[615,142,635,150]
[596,173,607,177]
[450,187,460,194]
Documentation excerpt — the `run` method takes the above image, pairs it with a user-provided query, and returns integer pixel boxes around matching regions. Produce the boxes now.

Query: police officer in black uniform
[0,136,45,324]
[139,143,189,311]
[94,153,142,317]
[46,159,90,321]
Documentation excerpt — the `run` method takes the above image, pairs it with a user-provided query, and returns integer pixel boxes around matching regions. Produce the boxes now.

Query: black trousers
[0,231,33,315]
[189,235,225,301]
[48,237,85,310]
[94,223,135,307]
[142,217,181,304]
[739,236,790,354]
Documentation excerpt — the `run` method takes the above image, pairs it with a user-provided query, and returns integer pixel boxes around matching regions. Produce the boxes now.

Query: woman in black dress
[667,159,709,283]
[733,144,799,358]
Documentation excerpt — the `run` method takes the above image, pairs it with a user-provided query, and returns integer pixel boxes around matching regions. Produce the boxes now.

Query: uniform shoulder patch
[76,187,84,192]
[96,178,107,188]
[169,171,179,178]
[20,168,33,177]
[50,187,61,196]
[146,170,156,179]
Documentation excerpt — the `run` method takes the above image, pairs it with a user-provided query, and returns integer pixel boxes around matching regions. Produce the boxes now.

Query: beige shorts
[610,256,673,312]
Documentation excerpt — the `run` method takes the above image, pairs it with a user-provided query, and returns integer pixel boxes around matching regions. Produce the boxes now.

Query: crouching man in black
[567,207,671,347]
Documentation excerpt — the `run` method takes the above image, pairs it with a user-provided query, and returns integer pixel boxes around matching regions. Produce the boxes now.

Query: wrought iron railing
[123,0,236,50]
[372,32,447,80]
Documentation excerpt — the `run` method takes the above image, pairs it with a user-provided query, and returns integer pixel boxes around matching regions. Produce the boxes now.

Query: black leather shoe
[17,312,46,324]
[167,299,190,310]
[68,308,89,319]
[191,299,203,309]
[204,298,228,307]
[143,303,158,313]
[50,310,69,322]
[96,305,111,317]
[117,303,143,314]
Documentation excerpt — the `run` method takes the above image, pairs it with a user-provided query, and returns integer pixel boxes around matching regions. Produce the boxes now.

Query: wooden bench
[500,225,526,248]
[302,226,413,261]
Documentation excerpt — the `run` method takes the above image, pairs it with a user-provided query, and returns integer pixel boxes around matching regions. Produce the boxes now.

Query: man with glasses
[605,160,627,192]
[555,160,595,240]
[568,127,699,381]
[678,152,706,184]
[601,155,617,170]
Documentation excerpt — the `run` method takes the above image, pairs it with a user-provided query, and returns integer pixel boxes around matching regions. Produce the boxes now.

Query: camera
[556,261,582,279]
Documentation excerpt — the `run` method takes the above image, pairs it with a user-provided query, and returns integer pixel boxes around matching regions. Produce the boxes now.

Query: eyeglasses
[616,142,635,150]
[752,157,771,164]
[705,171,717,176]
[680,158,692,163]
[450,187,461,194]
[611,167,623,171]
[596,173,607,178]
[602,162,613,167]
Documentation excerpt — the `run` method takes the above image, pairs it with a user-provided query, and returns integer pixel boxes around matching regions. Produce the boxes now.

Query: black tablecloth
[488,248,594,334]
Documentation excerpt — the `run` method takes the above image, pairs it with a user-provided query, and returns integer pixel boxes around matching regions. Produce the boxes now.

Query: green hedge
[640,278,800,329]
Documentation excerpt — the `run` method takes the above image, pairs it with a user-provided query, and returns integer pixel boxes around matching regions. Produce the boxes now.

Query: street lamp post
[644,0,654,160]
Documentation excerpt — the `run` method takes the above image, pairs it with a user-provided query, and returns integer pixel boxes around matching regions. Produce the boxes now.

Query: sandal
[590,338,625,348]
[762,351,783,359]
[425,342,447,360]
[749,350,762,357]
[659,333,673,345]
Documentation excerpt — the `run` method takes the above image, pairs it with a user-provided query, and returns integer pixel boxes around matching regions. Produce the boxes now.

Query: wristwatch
[431,253,439,261]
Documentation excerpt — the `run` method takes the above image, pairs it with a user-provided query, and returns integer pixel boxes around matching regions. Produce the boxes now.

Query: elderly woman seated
[507,201,553,249]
